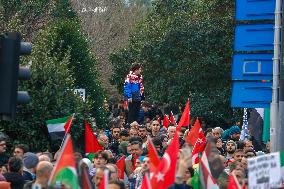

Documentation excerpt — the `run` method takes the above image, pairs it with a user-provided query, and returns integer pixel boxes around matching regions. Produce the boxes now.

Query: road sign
[232,53,273,80]
[74,89,85,102]
[234,24,274,51]
[231,81,272,108]
[236,0,275,21]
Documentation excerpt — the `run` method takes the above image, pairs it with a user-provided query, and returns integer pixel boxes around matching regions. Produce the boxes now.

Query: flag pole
[59,113,75,150]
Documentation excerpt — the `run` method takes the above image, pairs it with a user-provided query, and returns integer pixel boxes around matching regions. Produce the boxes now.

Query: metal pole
[270,0,282,152]
[278,0,284,151]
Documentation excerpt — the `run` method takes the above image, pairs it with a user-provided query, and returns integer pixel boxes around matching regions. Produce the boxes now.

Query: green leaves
[0,0,107,152]
[110,0,241,127]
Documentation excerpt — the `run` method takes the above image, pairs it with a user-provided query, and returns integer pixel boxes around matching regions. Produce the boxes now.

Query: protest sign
[248,152,282,189]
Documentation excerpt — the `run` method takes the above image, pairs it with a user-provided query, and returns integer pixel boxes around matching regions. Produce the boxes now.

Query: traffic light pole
[270,0,282,152]
[0,32,32,120]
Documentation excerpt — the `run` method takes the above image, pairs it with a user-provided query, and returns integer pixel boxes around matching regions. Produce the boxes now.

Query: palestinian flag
[46,115,74,140]
[48,134,79,189]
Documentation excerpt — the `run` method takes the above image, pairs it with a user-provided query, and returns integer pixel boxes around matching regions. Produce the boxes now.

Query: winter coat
[124,71,144,102]
[3,172,25,189]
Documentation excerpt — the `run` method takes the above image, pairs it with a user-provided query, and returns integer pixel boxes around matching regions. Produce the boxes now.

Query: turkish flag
[147,138,160,173]
[116,156,125,179]
[169,111,177,126]
[163,114,171,128]
[151,132,179,188]
[140,174,152,189]
[177,100,190,131]
[187,119,202,146]
[192,130,206,164]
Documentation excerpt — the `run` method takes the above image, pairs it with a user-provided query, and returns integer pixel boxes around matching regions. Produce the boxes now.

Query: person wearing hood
[229,126,241,141]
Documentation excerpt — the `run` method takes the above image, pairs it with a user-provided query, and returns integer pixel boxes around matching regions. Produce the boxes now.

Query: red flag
[187,119,201,146]
[200,139,224,188]
[85,121,103,153]
[132,155,138,171]
[151,132,179,189]
[123,100,128,110]
[162,114,171,128]
[147,138,160,173]
[169,111,177,126]
[64,114,75,134]
[80,165,94,189]
[177,100,190,130]
[48,134,79,188]
[157,117,161,124]
[227,171,242,189]
[192,130,206,165]
[141,174,152,189]
[116,156,125,179]
[99,170,109,189]
[200,159,219,189]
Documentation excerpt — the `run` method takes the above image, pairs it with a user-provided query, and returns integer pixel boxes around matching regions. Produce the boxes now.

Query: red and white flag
[169,111,177,126]
[227,171,242,189]
[191,130,206,165]
[147,138,160,173]
[162,114,171,128]
[141,174,152,189]
[151,132,179,189]
[98,169,109,189]
[115,156,125,179]
[177,99,190,131]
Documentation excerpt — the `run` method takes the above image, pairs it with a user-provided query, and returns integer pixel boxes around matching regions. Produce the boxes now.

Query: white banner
[248,152,282,189]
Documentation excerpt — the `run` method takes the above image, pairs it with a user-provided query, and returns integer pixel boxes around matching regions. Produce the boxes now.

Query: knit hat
[221,129,230,140]
[229,126,241,136]
[23,152,39,169]
[226,140,237,147]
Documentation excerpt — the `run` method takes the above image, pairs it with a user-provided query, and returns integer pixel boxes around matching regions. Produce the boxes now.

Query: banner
[248,152,282,189]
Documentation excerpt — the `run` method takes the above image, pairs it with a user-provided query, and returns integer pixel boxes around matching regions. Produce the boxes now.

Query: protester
[22,152,39,181]
[23,161,53,189]
[124,63,145,124]
[0,97,274,189]
[3,157,25,189]
[13,144,29,159]
[0,137,9,166]
[109,180,126,189]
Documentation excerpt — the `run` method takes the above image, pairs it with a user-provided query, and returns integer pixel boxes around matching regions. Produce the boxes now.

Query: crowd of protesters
[0,99,272,189]
[0,63,272,189]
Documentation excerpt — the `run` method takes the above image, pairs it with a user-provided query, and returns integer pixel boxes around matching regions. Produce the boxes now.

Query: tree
[110,0,242,127]
[71,0,152,97]
[0,0,107,151]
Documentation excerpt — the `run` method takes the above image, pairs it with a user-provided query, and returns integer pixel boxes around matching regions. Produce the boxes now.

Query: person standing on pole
[124,63,145,124]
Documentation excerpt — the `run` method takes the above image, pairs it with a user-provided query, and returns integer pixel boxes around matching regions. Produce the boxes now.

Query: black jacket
[3,172,25,189]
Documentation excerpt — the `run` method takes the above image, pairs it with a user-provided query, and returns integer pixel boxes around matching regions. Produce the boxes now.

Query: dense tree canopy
[110,0,242,127]
[0,0,107,151]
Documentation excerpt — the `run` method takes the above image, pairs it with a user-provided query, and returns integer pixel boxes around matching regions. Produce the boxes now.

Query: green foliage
[1,28,89,151]
[0,0,107,151]
[52,0,77,20]
[111,0,242,127]
[45,19,107,128]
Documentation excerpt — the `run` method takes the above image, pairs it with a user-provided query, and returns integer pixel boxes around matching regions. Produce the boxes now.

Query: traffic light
[0,32,32,120]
